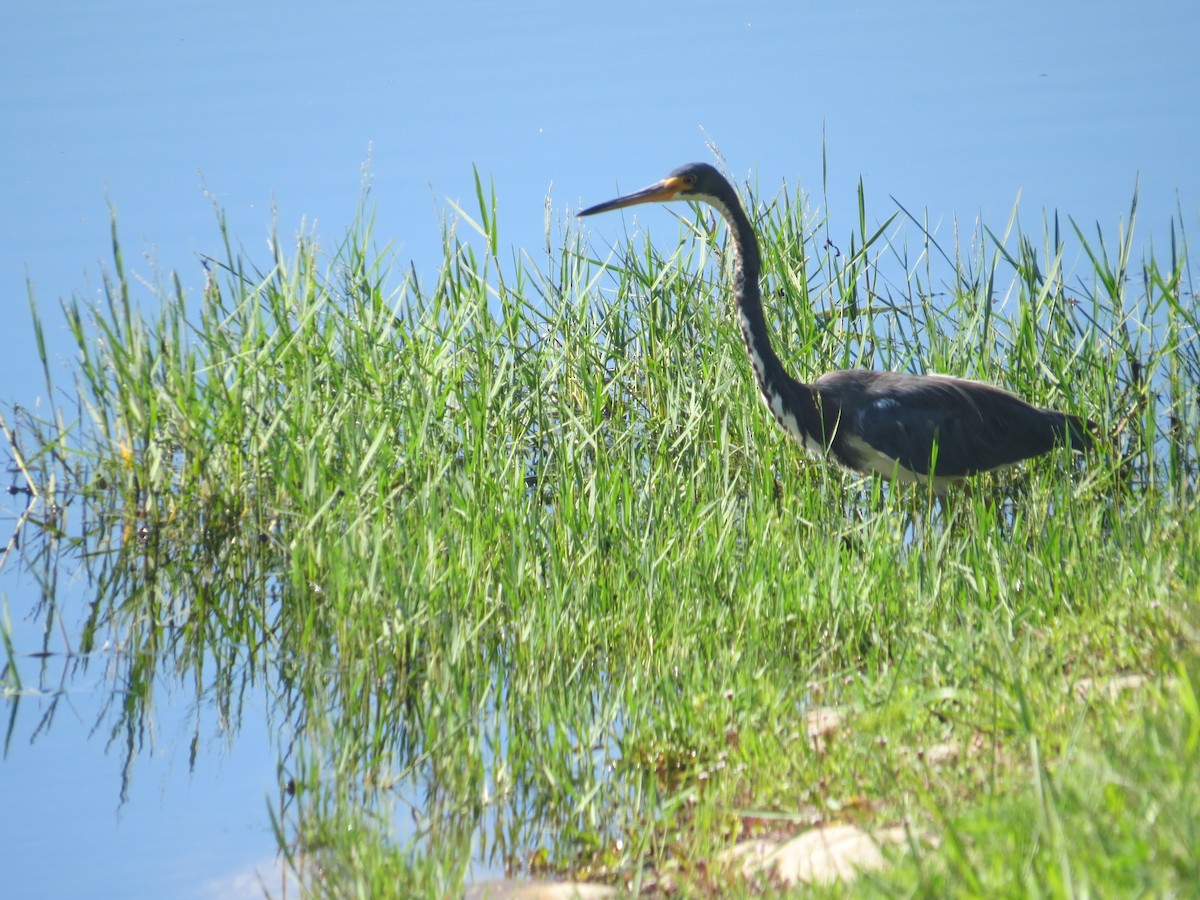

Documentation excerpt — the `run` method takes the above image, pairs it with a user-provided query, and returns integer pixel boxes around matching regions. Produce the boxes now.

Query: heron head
[579,162,724,217]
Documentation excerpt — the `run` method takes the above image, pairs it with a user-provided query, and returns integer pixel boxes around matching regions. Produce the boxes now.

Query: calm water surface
[2,1,1197,896]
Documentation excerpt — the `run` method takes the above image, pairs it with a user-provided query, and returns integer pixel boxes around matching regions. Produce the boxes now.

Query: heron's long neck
[715,198,793,397]
[711,194,831,455]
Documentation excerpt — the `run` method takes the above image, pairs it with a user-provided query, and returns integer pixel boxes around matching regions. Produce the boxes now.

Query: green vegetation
[3,170,1198,897]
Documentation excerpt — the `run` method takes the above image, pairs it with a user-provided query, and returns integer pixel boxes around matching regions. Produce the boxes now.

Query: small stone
[768,824,904,887]
[924,742,959,765]
[1073,674,1148,702]
[463,880,618,900]
[805,707,844,745]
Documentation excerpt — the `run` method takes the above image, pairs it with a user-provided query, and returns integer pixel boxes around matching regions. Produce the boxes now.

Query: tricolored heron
[579,162,1092,494]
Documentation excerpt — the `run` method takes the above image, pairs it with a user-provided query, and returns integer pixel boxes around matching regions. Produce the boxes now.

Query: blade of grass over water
[3,168,1198,897]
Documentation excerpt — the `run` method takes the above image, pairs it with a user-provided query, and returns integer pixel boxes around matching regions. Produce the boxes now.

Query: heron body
[579,162,1092,494]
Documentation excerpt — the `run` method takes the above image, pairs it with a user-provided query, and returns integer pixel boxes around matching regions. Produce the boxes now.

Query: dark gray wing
[816,371,1081,478]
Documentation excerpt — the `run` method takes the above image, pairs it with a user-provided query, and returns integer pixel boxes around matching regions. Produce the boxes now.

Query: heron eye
[684,175,697,188]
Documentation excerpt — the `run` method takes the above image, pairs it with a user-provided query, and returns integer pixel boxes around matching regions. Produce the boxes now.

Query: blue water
[1,632,284,898]
[2,1,1198,896]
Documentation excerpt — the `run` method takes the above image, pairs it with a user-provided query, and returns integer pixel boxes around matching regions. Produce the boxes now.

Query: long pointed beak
[578,175,687,217]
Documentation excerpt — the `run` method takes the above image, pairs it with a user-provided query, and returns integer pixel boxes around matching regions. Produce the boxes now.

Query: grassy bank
[4,170,1198,896]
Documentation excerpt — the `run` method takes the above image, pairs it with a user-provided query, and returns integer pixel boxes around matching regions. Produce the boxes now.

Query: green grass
[3,168,1198,897]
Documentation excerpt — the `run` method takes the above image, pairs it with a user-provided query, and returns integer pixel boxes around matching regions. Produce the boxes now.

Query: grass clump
[3,167,1199,896]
